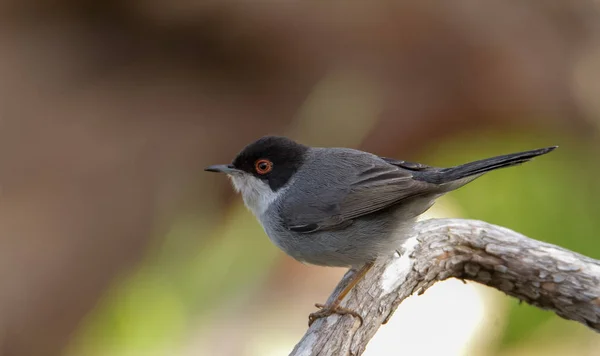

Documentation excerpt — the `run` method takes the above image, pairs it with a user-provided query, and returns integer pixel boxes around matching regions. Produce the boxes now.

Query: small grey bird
[205,136,556,325]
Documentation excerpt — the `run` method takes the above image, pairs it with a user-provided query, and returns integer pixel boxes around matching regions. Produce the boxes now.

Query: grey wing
[282,159,437,233]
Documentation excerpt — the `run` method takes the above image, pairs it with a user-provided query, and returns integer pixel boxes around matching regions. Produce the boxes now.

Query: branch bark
[291,218,600,356]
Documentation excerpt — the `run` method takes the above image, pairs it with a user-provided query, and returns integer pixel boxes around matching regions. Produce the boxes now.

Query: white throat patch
[228,174,282,217]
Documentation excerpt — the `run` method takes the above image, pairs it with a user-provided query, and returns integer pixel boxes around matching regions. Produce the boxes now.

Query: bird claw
[308,303,363,326]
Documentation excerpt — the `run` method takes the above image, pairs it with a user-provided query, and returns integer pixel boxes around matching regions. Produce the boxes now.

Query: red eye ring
[255,159,273,174]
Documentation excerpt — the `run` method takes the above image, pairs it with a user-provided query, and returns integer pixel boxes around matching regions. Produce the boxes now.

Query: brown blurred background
[1,1,600,355]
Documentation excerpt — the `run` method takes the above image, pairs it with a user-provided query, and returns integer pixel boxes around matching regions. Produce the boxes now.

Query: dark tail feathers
[415,146,558,185]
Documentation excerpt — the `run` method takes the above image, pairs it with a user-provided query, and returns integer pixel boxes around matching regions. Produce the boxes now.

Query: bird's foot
[308,303,363,326]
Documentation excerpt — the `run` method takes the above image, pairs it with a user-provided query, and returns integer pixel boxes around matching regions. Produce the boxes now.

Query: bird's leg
[308,262,374,326]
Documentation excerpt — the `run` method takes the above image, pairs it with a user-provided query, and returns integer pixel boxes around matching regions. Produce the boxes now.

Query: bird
[205,135,557,326]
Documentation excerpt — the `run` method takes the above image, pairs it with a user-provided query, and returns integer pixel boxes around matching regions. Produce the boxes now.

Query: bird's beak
[204,164,240,174]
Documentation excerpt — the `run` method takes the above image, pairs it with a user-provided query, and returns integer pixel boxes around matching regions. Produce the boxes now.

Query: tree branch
[291,218,600,356]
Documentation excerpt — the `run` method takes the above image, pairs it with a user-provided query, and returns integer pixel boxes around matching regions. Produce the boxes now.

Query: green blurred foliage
[419,129,600,352]
[68,205,277,356]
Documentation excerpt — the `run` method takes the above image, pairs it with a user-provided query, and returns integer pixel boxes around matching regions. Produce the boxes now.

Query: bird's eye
[255,159,273,174]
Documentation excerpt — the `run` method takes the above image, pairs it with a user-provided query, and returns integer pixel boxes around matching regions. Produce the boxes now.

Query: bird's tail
[415,146,557,187]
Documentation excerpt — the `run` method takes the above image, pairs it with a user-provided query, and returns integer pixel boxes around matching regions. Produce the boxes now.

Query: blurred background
[1,1,600,355]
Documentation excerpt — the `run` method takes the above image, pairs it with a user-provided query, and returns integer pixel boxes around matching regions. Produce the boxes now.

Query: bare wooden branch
[291,218,600,356]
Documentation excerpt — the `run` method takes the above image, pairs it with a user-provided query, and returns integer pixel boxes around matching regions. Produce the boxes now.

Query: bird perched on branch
[206,136,556,326]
